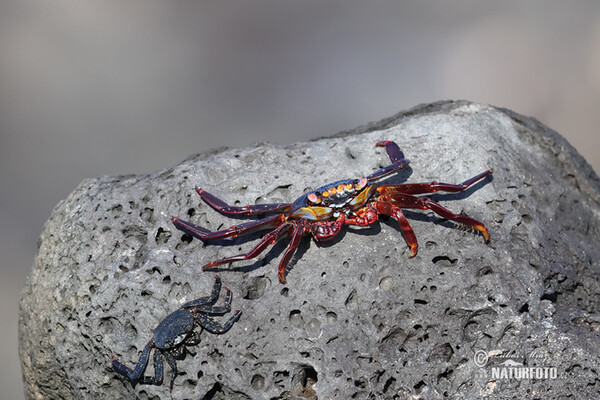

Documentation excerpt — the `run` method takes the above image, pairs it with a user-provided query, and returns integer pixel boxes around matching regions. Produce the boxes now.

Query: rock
[19,101,600,399]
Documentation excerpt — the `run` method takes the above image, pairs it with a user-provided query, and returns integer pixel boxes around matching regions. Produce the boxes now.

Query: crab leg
[381,193,490,242]
[195,302,232,315]
[112,343,155,384]
[377,170,492,195]
[188,286,233,315]
[139,350,165,387]
[162,352,177,392]
[366,140,410,182]
[172,213,286,241]
[278,221,308,283]
[344,203,419,257]
[195,186,291,216]
[202,222,293,271]
[374,201,419,257]
[181,275,222,309]
[200,310,243,334]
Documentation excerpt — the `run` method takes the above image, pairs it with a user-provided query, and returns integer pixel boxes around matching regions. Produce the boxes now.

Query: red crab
[172,140,491,284]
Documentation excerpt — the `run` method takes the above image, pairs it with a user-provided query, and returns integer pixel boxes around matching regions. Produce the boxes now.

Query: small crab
[111,275,241,392]
[173,140,492,283]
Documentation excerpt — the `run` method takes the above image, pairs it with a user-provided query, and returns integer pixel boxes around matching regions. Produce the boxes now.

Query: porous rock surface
[20,101,600,399]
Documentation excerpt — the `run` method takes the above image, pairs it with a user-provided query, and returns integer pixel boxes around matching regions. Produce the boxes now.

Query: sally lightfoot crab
[173,140,492,283]
[111,275,241,392]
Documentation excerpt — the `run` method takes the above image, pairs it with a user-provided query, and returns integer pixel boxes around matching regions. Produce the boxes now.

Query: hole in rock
[432,255,457,267]
[291,363,318,394]
[155,227,171,244]
[519,303,530,313]
[244,276,269,300]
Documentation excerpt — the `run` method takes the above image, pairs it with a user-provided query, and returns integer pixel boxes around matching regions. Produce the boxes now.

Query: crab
[172,140,492,284]
[111,275,242,392]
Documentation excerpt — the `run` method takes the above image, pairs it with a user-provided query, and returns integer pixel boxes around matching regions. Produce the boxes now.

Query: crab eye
[356,177,368,189]
[307,192,320,204]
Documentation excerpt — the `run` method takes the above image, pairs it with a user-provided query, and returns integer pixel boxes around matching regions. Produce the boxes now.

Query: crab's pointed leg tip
[195,185,204,193]
[375,140,391,147]
[409,247,418,258]
[482,229,490,243]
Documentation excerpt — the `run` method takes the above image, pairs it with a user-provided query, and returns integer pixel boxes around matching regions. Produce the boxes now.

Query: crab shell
[152,308,196,350]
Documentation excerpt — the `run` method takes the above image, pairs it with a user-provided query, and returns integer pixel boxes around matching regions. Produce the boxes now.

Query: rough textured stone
[20,101,600,399]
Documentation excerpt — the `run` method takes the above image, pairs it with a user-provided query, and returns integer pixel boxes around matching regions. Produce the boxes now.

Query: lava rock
[20,101,600,399]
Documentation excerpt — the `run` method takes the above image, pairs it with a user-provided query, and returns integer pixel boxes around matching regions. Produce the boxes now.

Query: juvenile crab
[173,140,492,283]
[111,275,241,392]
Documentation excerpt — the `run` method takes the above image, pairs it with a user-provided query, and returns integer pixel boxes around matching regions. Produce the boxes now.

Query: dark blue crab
[111,275,242,392]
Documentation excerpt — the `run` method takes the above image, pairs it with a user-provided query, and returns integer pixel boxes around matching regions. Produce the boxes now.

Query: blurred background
[2,1,599,398]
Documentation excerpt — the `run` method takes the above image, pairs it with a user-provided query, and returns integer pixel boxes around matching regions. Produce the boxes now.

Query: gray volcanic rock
[20,101,600,399]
